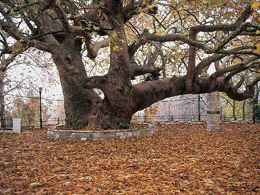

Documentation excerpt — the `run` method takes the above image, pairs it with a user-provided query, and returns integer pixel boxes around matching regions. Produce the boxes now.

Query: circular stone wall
[47,126,155,141]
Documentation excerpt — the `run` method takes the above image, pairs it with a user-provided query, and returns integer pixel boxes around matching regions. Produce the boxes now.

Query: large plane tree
[0,0,259,129]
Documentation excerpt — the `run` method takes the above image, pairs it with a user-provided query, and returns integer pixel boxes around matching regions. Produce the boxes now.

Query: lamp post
[198,94,201,121]
[39,87,43,129]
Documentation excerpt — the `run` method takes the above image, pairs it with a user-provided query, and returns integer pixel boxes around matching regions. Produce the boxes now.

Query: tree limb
[86,38,111,60]
[211,56,259,79]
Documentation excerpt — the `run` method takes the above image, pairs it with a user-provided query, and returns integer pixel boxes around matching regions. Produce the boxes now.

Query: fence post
[198,94,201,121]
[220,107,222,121]
[253,98,256,124]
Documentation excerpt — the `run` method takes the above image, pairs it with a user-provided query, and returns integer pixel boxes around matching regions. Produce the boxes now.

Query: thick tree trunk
[52,38,99,128]
[49,9,137,129]
[51,36,135,129]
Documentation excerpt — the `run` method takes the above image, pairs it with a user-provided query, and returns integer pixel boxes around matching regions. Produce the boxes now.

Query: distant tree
[51,102,66,125]
[11,91,50,127]
[144,102,159,122]
[0,30,55,128]
[0,31,23,127]
[221,94,253,121]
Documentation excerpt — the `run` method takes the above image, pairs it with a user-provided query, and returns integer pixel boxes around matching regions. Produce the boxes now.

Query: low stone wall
[47,126,155,141]
[0,130,15,134]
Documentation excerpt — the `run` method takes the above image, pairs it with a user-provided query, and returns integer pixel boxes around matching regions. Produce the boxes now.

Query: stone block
[13,118,22,133]
[206,92,220,131]
[93,132,101,139]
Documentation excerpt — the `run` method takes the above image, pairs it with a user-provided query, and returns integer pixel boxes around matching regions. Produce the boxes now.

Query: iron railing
[1,113,259,130]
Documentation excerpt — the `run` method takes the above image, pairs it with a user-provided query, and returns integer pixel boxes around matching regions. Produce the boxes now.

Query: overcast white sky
[5,51,64,115]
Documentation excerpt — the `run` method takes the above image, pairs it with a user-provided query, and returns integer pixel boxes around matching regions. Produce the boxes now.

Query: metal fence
[1,112,259,131]
[0,117,13,130]
[132,114,256,123]
[45,112,259,126]
[43,117,66,126]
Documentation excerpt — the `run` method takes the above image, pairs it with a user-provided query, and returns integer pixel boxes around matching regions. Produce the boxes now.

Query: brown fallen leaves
[0,123,259,194]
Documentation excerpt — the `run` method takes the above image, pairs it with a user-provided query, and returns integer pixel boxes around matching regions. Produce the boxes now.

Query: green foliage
[120,121,130,129]
[254,104,260,121]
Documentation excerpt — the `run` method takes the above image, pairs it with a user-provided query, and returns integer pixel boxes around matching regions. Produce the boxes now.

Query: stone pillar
[13,118,22,133]
[206,92,220,131]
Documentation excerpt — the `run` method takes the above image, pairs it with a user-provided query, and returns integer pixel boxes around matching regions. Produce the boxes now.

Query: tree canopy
[0,0,259,129]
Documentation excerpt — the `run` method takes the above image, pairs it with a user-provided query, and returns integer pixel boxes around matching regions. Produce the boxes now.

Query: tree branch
[84,76,107,89]
[0,19,27,41]
[128,31,212,58]
[211,56,259,79]
[194,54,224,79]
[86,38,111,60]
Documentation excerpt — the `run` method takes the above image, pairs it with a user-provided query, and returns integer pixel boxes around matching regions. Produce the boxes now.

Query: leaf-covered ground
[0,123,259,194]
